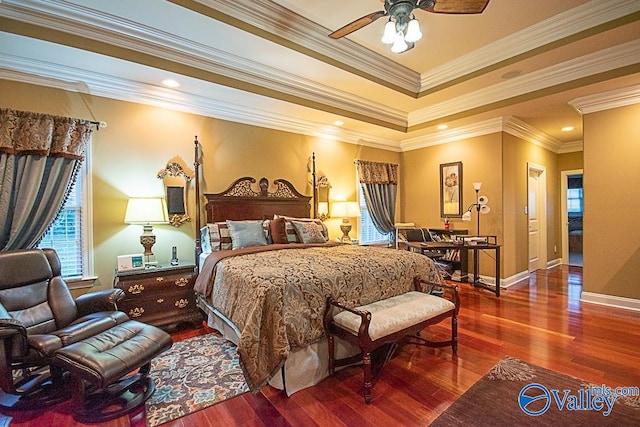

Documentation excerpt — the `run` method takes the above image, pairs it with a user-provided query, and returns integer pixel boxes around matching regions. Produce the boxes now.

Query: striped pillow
[275,215,328,243]
[207,222,233,251]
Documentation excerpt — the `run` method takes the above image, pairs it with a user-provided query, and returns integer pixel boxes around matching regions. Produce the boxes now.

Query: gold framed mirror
[316,174,331,221]
[157,161,192,227]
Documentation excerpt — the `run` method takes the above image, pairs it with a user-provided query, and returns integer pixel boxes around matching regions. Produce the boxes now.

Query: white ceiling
[1,0,639,152]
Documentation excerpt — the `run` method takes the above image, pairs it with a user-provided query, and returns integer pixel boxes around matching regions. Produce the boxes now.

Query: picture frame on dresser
[440,161,463,218]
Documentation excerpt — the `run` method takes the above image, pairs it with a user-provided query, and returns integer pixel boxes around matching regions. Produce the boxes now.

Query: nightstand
[114,263,203,330]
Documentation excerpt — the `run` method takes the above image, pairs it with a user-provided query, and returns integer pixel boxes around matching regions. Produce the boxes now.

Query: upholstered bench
[324,278,459,403]
[52,319,173,422]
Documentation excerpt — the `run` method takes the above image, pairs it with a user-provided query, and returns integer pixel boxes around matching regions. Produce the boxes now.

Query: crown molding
[401,116,566,153]
[0,0,407,128]
[557,140,584,154]
[400,117,504,151]
[0,53,401,151]
[502,117,562,152]
[193,0,419,93]
[409,39,640,125]
[569,84,640,114]
[418,0,640,92]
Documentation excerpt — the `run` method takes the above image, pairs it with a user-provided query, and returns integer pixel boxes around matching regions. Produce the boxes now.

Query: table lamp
[124,198,169,266]
[332,201,360,243]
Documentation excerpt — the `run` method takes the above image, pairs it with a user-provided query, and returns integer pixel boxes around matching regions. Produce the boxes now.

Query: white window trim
[69,144,96,289]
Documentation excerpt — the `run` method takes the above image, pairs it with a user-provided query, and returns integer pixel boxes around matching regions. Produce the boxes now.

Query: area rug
[431,356,640,426]
[145,333,249,427]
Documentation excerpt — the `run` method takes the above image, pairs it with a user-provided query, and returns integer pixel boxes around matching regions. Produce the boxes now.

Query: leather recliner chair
[0,248,129,409]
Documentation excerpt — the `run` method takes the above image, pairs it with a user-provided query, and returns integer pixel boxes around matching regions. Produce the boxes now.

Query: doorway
[561,169,584,267]
[528,163,548,272]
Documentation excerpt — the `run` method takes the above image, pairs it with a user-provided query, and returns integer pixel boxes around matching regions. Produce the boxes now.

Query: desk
[405,241,501,297]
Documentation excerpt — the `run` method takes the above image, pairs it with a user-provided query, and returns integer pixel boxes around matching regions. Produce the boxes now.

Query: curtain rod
[88,120,108,131]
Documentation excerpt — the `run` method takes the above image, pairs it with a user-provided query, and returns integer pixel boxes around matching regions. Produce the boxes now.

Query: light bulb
[381,20,396,44]
[405,18,422,43]
[461,211,472,222]
[391,32,408,53]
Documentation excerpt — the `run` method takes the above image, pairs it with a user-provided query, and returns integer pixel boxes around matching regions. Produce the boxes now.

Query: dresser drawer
[117,272,193,297]
[119,288,197,322]
[113,264,201,329]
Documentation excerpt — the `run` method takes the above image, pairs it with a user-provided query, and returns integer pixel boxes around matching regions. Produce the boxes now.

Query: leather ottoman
[52,319,172,422]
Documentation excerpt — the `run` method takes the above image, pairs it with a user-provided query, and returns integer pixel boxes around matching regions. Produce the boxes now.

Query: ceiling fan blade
[329,11,387,39]
[420,0,490,14]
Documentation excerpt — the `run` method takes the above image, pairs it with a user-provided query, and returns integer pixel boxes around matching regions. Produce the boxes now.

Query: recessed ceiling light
[162,79,180,88]
[562,126,574,132]
[437,124,448,130]
[333,120,344,126]
[501,70,523,80]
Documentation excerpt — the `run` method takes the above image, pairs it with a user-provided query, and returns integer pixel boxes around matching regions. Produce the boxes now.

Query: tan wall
[0,80,398,292]
[503,134,560,275]
[583,103,640,299]
[401,134,503,277]
[557,151,583,172]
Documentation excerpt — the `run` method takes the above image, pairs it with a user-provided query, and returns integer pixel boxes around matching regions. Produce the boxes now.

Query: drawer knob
[156,277,164,282]
[174,277,189,287]
[128,307,144,318]
[175,299,189,309]
[128,284,145,294]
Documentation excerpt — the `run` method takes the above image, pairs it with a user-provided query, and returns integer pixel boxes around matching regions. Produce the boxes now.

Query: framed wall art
[440,161,463,217]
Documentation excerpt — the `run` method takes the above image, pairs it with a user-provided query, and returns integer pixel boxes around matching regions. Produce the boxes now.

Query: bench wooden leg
[362,351,373,404]
[452,314,458,355]
[327,334,335,376]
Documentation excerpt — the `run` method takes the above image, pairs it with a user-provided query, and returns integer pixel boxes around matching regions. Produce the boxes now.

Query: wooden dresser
[114,263,203,330]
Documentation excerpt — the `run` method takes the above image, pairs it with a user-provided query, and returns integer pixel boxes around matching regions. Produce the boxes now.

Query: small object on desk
[171,246,179,266]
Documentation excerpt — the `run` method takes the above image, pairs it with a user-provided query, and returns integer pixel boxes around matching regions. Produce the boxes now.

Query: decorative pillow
[207,222,233,251]
[291,220,327,244]
[274,215,329,242]
[270,216,289,244]
[200,226,212,253]
[226,220,268,250]
[262,219,273,244]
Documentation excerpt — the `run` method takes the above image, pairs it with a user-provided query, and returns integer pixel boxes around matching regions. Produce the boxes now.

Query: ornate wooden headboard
[204,177,311,223]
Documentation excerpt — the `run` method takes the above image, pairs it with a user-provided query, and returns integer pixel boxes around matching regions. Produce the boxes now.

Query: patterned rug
[145,333,249,427]
[431,356,640,426]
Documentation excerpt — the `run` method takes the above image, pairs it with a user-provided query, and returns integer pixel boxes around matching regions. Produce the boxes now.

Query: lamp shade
[124,198,169,224]
[332,201,360,218]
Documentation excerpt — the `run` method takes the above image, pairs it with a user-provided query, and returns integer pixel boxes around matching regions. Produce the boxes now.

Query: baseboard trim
[581,291,640,312]
[547,258,562,269]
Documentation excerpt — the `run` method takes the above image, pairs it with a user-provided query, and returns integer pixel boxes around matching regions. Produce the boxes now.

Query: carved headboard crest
[203,176,312,224]
[220,177,306,199]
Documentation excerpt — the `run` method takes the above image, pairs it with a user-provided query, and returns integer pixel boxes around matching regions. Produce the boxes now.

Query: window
[38,150,94,284]
[357,184,391,245]
[567,188,583,214]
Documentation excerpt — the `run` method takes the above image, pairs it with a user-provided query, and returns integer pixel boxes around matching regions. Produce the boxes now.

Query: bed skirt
[201,302,358,395]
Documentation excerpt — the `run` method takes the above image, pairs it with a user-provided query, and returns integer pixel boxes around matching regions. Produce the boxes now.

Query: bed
[193,162,444,395]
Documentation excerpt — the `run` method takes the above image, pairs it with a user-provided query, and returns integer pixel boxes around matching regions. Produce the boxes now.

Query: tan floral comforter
[194,244,443,391]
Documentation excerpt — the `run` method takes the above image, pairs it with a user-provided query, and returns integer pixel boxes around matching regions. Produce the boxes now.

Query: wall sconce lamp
[124,198,169,266]
[332,201,360,243]
[461,182,491,235]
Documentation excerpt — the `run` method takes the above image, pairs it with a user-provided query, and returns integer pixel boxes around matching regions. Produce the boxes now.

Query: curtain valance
[0,108,93,160]
[355,160,398,185]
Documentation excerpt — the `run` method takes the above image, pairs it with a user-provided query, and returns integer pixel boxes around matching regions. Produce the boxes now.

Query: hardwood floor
[3,265,639,426]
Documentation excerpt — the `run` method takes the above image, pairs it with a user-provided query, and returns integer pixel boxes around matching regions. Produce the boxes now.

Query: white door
[528,164,547,272]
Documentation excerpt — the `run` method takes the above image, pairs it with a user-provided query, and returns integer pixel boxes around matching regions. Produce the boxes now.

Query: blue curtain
[0,108,92,251]
[356,160,398,235]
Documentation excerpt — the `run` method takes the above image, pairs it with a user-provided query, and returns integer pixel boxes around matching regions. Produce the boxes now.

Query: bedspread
[195,244,443,391]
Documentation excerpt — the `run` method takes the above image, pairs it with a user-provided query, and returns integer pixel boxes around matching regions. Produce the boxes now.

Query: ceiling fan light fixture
[391,31,408,53]
[404,18,422,43]
[381,20,396,44]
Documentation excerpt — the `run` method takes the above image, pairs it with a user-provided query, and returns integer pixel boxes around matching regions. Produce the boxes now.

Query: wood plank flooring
[2,265,639,426]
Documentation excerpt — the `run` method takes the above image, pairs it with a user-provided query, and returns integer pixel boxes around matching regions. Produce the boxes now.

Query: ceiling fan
[329,0,490,53]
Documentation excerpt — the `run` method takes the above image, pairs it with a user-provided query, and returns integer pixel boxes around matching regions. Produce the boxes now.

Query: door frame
[527,163,548,272]
[560,169,583,264]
